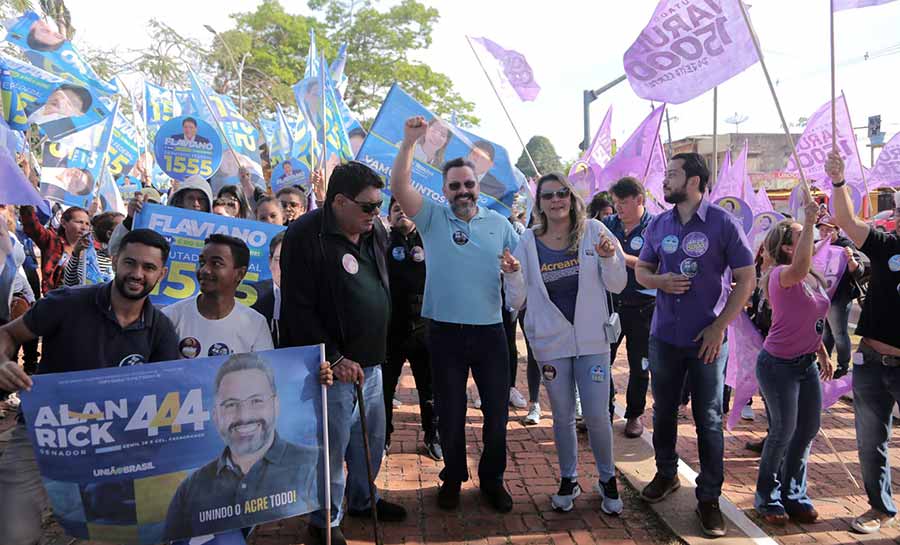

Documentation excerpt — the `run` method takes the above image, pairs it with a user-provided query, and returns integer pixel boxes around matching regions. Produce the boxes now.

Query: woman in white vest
[501,172,627,514]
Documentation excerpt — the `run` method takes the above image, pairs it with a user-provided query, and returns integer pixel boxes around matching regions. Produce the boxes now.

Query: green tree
[516,135,563,178]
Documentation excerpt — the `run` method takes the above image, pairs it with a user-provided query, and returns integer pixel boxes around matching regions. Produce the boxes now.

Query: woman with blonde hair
[754,199,833,526]
[502,172,627,514]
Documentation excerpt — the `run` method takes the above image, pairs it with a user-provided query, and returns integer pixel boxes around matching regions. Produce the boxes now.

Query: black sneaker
[550,477,582,512]
[480,481,513,513]
[307,525,347,545]
[640,473,680,503]
[424,439,443,461]
[438,480,461,510]
[697,500,727,537]
[347,499,407,522]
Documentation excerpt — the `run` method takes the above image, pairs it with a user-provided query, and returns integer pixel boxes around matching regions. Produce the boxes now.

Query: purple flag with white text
[623,0,760,104]
[596,105,665,192]
[470,37,540,102]
[833,0,898,11]
[869,132,900,188]
[569,106,612,196]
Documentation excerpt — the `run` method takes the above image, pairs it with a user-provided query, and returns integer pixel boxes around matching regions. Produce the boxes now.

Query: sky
[64,0,900,166]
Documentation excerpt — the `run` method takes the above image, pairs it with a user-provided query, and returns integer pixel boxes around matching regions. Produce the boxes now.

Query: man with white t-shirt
[163,234,273,358]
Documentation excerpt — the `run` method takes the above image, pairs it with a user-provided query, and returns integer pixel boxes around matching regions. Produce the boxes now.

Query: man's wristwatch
[831,179,846,188]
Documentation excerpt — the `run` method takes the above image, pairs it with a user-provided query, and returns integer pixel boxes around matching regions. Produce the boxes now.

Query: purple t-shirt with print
[639,199,753,347]
[763,266,830,359]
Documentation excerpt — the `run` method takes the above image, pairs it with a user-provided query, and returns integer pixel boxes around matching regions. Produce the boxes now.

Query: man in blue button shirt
[635,153,754,538]
[391,116,519,513]
[602,177,655,439]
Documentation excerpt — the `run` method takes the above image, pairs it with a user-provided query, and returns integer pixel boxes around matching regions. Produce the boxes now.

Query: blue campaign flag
[0,53,110,140]
[153,115,224,182]
[293,55,354,170]
[269,104,319,193]
[98,169,127,214]
[356,84,519,216]
[132,203,285,306]
[0,114,49,214]
[107,108,142,181]
[3,12,118,95]
[329,42,348,96]
[187,71,265,194]
[19,346,326,544]
[144,81,193,144]
[304,28,318,79]
[83,242,112,285]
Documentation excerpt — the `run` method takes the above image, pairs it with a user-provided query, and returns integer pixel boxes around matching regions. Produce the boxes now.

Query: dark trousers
[518,310,541,404]
[609,301,653,419]
[503,306,518,386]
[428,320,509,484]
[20,267,40,375]
[383,330,437,444]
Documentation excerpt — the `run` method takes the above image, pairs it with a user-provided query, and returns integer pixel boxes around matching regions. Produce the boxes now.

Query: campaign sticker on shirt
[452,230,469,246]
[342,253,359,275]
[590,365,606,383]
[681,232,709,258]
[889,254,900,272]
[662,235,679,254]
[178,337,201,359]
[118,354,146,367]
[411,246,425,262]
[679,258,699,278]
[541,364,557,382]
[815,318,825,335]
[208,343,232,357]
[630,236,644,252]
[392,246,406,261]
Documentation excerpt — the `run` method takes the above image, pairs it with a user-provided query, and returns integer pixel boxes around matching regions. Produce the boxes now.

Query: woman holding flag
[753,198,834,526]
[501,172,627,515]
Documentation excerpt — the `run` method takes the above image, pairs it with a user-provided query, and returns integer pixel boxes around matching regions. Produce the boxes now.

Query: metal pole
[465,36,540,177]
[581,74,627,151]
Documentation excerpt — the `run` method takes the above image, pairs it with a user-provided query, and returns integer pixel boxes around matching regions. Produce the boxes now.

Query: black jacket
[251,279,278,347]
[279,205,390,362]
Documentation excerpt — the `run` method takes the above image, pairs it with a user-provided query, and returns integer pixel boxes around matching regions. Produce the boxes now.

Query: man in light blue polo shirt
[391,116,519,513]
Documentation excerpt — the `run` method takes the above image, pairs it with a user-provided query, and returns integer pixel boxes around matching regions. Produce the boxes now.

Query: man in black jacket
[251,232,285,347]
[383,197,441,460]
[280,162,405,545]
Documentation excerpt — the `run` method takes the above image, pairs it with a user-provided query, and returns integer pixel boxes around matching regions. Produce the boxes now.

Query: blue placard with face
[154,116,223,182]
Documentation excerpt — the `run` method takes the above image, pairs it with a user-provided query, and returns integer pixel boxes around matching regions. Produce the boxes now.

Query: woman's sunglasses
[447,180,476,191]
[539,188,571,201]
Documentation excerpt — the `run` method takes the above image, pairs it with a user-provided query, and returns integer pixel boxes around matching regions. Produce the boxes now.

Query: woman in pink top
[753,201,834,526]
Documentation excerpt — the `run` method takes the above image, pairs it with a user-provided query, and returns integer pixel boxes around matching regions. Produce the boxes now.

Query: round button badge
[342,253,359,275]
[662,235,679,254]
[679,258,699,278]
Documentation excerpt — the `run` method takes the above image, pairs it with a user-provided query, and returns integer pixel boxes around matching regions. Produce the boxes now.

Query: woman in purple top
[754,200,834,526]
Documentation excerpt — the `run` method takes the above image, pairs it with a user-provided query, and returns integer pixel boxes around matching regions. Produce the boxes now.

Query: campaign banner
[188,71,265,194]
[144,81,193,144]
[356,84,519,215]
[3,11,118,95]
[154,115,223,181]
[271,158,311,193]
[869,132,900,189]
[747,211,783,253]
[714,196,753,233]
[569,105,612,197]
[133,204,285,307]
[19,346,325,544]
[623,0,760,104]
[0,53,110,140]
[812,239,849,299]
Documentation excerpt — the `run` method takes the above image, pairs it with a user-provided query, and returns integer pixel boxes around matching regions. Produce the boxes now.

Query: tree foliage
[516,135,563,178]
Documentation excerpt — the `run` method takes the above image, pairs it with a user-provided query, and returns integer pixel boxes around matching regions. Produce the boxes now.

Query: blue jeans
[648,336,727,502]
[823,295,852,371]
[853,343,900,517]
[541,354,614,482]
[754,350,821,516]
[309,365,385,528]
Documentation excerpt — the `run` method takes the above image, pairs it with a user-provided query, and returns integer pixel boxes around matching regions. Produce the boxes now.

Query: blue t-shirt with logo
[535,238,580,323]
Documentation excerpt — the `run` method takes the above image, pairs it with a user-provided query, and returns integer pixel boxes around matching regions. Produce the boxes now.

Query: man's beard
[114,274,154,301]
[450,193,476,216]
[664,188,687,204]
[221,418,274,456]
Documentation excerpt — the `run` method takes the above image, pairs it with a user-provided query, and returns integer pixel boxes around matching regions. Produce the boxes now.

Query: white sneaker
[509,387,527,409]
[740,404,754,421]
[851,508,897,534]
[523,403,541,425]
[551,478,582,512]
[596,477,624,515]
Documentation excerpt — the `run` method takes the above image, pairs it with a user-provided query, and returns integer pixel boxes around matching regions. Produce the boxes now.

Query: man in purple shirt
[635,153,755,538]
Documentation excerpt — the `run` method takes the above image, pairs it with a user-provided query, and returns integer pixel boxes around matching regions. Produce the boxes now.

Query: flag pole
[818,428,860,488]
[320,344,332,545]
[736,0,812,203]
[830,0,837,155]
[465,36,541,177]
[841,90,874,217]
[320,53,327,177]
[712,87,719,188]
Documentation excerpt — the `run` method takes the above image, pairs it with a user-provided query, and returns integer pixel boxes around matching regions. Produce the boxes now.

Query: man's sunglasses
[447,180,476,191]
[540,188,571,200]
[347,197,383,214]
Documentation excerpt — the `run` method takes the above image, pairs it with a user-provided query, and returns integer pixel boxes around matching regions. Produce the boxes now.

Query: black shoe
[307,525,347,545]
[438,480,461,510]
[745,437,766,455]
[640,473,680,503]
[697,500,727,537]
[424,439,443,461]
[347,499,407,522]
[481,481,513,513]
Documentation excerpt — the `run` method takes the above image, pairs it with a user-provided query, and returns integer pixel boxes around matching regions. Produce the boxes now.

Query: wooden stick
[712,87,719,187]
[465,36,541,177]
[320,344,332,545]
[818,427,860,489]
[831,0,837,154]
[840,90,874,218]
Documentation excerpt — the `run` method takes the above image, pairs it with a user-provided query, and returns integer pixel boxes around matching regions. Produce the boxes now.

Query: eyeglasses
[280,200,302,209]
[540,188,571,200]
[447,180,476,191]
[218,394,275,415]
[348,197,383,214]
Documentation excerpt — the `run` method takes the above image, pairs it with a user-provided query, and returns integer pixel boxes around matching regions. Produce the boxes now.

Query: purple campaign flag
[725,312,764,431]
[869,132,900,188]
[812,239,849,299]
[623,0,760,104]
[833,0,898,10]
[644,138,670,215]
[711,143,747,202]
[596,104,666,192]
[0,115,49,214]
[821,374,853,409]
[569,106,612,196]
[470,36,540,101]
